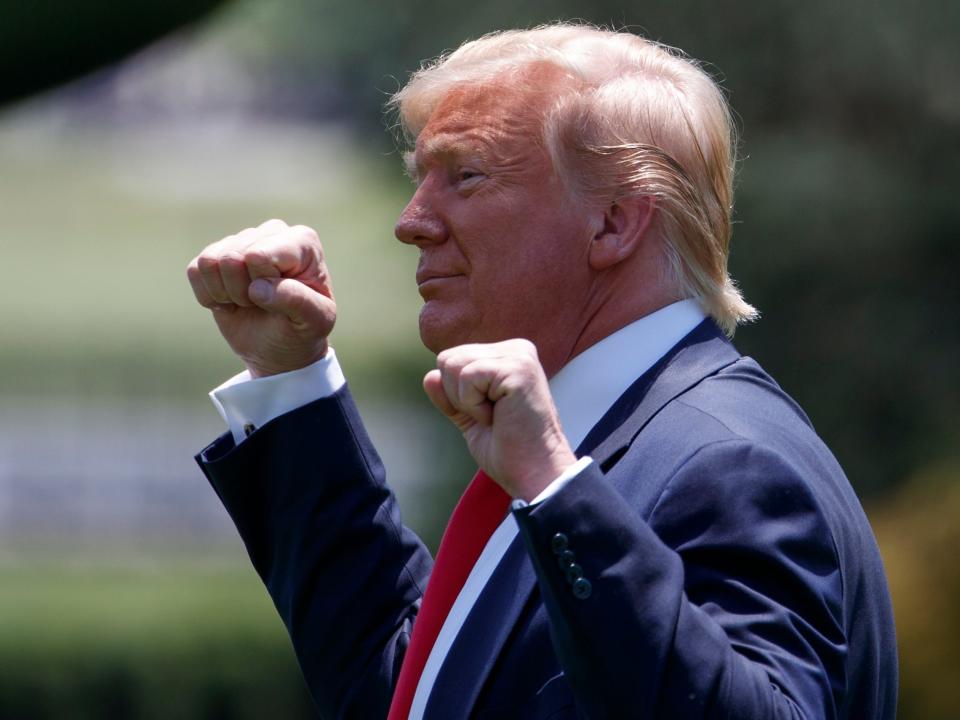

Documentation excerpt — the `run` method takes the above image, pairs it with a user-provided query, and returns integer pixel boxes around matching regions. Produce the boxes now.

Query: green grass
[0,558,273,648]
[0,117,442,717]
[0,557,315,719]
[0,118,432,398]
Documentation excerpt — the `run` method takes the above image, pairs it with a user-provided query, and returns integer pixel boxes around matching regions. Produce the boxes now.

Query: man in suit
[187,24,897,719]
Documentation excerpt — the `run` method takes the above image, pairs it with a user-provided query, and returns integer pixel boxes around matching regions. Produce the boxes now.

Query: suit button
[572,578,592,599]
[565,563,583,584]
[557,550,576,569]
[551,533,569,554]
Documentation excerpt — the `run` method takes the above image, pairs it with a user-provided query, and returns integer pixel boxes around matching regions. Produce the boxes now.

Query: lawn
[0,556,315,719]
[0,111,447,718]
[0,113,432,400]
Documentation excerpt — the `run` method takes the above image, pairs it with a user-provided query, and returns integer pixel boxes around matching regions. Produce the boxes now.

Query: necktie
[387,469,511,720]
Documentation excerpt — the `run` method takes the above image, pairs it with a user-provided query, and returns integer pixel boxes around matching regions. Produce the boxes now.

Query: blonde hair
[389,23,757,334]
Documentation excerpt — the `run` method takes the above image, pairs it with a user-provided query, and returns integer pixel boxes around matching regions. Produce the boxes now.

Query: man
[188,24,897,719]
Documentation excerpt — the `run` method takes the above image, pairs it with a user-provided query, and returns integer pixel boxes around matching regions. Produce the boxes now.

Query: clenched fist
[186,219,336,377]
[423,339,577,501]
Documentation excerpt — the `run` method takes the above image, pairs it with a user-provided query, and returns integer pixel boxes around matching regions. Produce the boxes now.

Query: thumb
[249,277,336,333]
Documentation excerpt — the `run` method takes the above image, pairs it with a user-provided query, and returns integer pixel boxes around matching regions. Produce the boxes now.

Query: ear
[587,196,656,271]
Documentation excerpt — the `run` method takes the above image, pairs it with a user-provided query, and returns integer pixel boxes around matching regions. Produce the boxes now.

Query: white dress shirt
[209,298,706,718]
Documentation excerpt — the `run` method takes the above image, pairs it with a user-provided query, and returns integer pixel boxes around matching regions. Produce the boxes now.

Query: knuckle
[516,338,537,356]
[244,247,274,269]
[219,251,246,269]
[218,234,241,249]
[291,224,320,243]
[443,351,469,375]
[460,363,481,383]
[244,245,267,261]
[196,254,219,274]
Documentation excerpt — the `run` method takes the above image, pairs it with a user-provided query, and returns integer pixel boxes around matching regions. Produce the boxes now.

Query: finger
[439,358,463,417]
[436,338,538,367]
[437,355,494,428]
[423,370,458,419]
[229,219,289,253]
[196,250,230,304]
[248,277,336,333]
[186,257,218,308]
[256,218,289,233]
[436,347,497,416]
[219,251,254,307]
[245,226,327,287]
[457,359,497,426]
[424,370,477,433]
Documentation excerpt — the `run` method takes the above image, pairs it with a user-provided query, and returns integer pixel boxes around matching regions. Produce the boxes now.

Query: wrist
[511,445,578,502]
[244,341,329,379]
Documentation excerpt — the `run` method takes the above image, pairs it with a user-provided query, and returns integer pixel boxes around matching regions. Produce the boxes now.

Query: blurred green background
[0,0,956,717]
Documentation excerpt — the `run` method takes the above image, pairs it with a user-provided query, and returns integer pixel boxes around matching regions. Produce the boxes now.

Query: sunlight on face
[394,70,596,368]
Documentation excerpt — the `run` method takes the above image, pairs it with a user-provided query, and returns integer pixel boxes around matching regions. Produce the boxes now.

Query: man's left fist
[423,339,577,501]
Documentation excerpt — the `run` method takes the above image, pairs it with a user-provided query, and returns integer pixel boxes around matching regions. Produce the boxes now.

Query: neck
[538,260,684,378]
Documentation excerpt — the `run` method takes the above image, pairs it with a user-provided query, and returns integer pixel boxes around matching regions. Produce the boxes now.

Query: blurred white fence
[0,397,448,548]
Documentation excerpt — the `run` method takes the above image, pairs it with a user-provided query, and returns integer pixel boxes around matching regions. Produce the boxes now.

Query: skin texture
[186,219,336,378]
[394,77,598,377]
[187,70,674,498]
[423,339,576,500]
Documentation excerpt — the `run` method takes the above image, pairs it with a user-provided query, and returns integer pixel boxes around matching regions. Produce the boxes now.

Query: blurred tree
[872,462,960,720]
[0,0,228,104]
[2,1,957,716]
[217,0,960,498]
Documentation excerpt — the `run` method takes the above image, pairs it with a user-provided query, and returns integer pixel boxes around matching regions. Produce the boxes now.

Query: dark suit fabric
[197,320,897,719]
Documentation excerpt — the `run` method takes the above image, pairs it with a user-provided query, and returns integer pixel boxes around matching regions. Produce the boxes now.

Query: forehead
[414,82,541,161]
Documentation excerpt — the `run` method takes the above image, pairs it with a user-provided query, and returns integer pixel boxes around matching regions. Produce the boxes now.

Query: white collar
[548,299,707,451]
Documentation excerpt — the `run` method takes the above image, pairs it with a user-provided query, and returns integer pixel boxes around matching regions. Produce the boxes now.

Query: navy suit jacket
[197,320,898,719]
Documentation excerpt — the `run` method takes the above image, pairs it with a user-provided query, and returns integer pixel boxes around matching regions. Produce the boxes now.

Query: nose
[394,185,447,247]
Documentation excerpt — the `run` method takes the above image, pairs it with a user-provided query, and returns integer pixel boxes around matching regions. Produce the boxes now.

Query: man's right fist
[186,219,337,378]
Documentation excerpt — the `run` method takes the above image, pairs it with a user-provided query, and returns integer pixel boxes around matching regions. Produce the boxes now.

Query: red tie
[387,469,511,720]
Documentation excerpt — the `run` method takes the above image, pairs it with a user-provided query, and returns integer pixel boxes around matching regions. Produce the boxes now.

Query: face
[394,77,596,371]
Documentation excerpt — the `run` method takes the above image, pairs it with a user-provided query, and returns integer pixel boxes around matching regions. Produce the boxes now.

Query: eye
[456,168,485,186]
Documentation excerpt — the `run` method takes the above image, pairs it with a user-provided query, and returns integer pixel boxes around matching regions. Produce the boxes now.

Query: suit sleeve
[513,439,846,719]
[196,385,433,720]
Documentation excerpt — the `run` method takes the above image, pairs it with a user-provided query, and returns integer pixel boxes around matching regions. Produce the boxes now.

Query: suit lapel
[422,538,538,719]
[424,319,739,718]
[582,319,739,468]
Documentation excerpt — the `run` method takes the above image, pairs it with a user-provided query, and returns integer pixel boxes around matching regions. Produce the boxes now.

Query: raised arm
[188,220,434,717]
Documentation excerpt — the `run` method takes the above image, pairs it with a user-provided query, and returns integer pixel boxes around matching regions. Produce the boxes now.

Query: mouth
[416,271,465,286]
[416,272,466,297]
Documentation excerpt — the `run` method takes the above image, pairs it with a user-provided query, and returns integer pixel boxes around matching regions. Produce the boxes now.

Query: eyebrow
[410,133,489,175]
[402,151,418,181]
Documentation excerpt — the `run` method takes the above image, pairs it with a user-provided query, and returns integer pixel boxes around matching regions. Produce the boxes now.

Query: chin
[418,304,474,354]
[418,319,456,355]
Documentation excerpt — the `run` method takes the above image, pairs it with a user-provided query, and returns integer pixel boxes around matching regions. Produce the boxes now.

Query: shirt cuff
[209,348,346,446]
[520,456,593,507]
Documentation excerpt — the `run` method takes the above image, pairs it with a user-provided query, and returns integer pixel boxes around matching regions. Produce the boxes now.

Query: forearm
[197,387,433,718]
[513,448,844,719]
